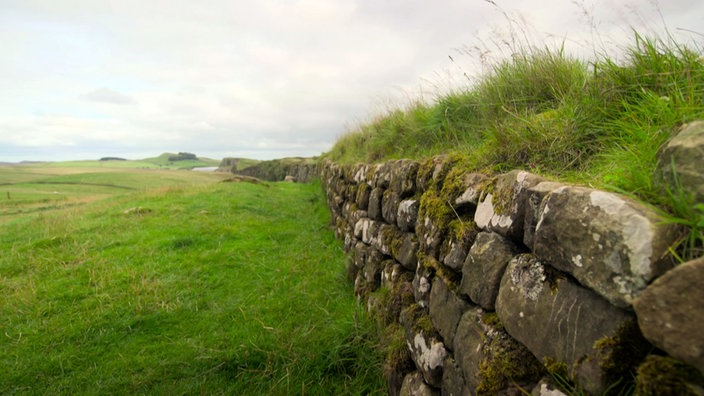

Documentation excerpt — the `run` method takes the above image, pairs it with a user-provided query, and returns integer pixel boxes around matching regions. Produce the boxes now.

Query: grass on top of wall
[324,34,704,260]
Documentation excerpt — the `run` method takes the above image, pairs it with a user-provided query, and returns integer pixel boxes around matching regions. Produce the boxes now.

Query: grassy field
[0,167,384,394]
[0,163,230,223]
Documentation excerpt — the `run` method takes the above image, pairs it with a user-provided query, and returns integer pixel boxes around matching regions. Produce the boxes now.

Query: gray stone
[496,254,644,395]
[533,185,679,307]
[355,182,371,210]
[455,172,490,207]
[398,199,420,232]
[634,257,704,374]
[383,190,402,225]
[657,120,704,204]
[390,160,421,197]
[460,232,518,310]
[442,356,468,396]
[352,163,370,184]
[393,232,419,271]
[400,371,439,396]
[401,305,448,388]
[416,156,450,193]
[382,262,406,289]
[453,307,543,394]
[474,170,544,241]
[531,378,568,396]
[441,237,472,271]
[413,263,434,308]
[368,187,384,220]
[429,277,471,346]
[372,162,393,189]
[522,181,564,250]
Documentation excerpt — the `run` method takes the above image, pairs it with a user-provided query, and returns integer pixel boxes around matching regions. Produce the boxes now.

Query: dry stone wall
[320,143,704,395]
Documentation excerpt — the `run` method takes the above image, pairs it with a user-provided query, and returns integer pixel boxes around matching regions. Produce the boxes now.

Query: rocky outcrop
[320,147,702,395]
[657,120,704,204]
[634,257,704,374]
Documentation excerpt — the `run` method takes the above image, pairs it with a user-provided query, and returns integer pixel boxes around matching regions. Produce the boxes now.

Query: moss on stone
[475,326,546,395]
[420,254,461,292]
[593,319,650,388]
[636,355,704,396]
[481,312,504,332]
[403,303,436,335]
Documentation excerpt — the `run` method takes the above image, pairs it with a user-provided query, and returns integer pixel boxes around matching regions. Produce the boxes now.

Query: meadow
[0,165,384,395]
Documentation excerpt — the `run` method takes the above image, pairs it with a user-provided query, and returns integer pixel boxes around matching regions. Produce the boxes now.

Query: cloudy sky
[1,0,702,162]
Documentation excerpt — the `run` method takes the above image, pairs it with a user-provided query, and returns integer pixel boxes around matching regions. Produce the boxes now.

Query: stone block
[397,199,420,232]
[429,277,471,346]
[533,186,679,307]
[383,189,402,225]
[401,305,448,388]
[453,307,543,394]
[355,182,371,210]
[390,159,421,197]
[454,172,489,207]
[442,355,469,396]
[522,181,564,250]
[634,256,704,374]
[460,232,518,310]
[474,170,544,242]
[657,120,704,204]
[400,371,439,396]
[368,187,384,221]
[496,254,646,395]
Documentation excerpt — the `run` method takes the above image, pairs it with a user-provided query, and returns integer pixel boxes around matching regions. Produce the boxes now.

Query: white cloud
[0,0,701,162]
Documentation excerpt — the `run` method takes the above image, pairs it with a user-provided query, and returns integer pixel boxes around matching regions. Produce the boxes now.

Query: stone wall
[234,157,318,182]
[320,144,704,395]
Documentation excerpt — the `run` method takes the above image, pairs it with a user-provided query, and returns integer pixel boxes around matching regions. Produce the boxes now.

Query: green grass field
[0,164,230,223]
[0,166,384,394]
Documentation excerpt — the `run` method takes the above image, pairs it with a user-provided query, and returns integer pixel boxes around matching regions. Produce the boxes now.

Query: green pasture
[0,164,230,223]
[0,179,383,394]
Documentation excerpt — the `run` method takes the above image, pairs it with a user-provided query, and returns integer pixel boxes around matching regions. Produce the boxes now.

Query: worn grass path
[0,180,383,395]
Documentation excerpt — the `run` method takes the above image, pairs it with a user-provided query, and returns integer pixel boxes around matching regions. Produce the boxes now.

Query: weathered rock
[368,187,384,221]
[429,277,471,346]
[392,232,419,271]
[533,186,679,307]
[383,190,402,225]
[352,163,370,184]
[398,199,420,232]
[413,263,434,308]
[530,378,569,396]
[460,232,518,310]
[382,261,406,289]
[657,120,704,204]
[401,305,448,388]
[496,254,646,395]
[522,181,564,250]
[373,162,393,189]
[442,355,469,396]
[455,172,490,207]
[390,160,421,198]
[356,182,371,210]
[635,354,704,396]
[634,257,704,374]
[453,307,544,395]
[474,170,544,242]
[399,371,439,396]
[440,227,478,271]
[416,155,451,193]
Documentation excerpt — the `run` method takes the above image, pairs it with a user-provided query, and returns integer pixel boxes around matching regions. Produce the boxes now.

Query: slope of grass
[0,180,384,394]
[0,165,230,223]
[324,34,704,259]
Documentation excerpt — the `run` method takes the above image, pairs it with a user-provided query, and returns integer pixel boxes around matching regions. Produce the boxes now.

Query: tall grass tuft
[324,33,704,260]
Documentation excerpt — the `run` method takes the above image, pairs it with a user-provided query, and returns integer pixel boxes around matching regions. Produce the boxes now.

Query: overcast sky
[1,0,702,162]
